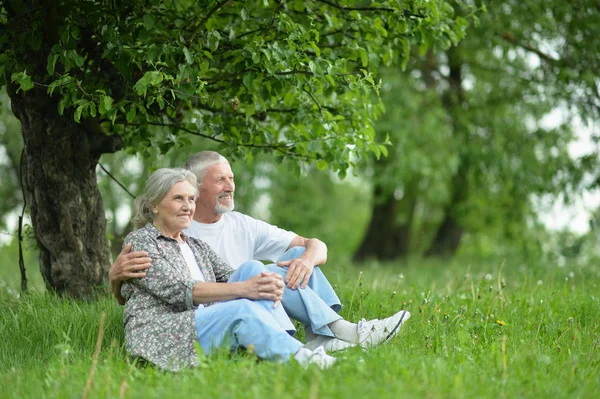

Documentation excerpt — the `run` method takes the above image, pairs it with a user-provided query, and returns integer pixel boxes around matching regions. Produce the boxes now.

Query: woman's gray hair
[132,168,198,229]
[184,151,229,187]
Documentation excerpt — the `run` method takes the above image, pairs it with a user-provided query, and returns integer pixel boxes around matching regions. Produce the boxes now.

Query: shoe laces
[357,318,369,334]
[312,346,326,359]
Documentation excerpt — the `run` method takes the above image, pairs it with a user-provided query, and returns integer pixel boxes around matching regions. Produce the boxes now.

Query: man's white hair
[184,151,229,186]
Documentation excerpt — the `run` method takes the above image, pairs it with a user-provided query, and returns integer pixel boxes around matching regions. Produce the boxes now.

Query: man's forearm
[111,280,126,306]
[301,238,328,266]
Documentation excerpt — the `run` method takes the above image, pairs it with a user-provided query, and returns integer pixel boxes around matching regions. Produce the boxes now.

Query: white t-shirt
[179,242,206,282]
[179,242,205,309]
[183,212,296,269]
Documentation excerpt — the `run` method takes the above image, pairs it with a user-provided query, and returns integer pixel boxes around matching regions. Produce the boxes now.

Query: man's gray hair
[184,151,229,186]
[132,168,198,229]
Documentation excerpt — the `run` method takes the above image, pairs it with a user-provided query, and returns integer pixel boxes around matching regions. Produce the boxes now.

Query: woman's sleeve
[128,237,198,309]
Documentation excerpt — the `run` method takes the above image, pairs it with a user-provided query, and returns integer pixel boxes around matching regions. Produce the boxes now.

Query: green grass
[1,256,599,398]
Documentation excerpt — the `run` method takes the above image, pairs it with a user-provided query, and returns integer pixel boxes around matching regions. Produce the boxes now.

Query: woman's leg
[194,299,303,361]
[227,260,296,333]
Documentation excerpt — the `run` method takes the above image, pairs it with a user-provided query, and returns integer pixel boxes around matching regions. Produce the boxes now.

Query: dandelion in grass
[485,273,493,281]
[496,320,506,326]
[537,280,543,285]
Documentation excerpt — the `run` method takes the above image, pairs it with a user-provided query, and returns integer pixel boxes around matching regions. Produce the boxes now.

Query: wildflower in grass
[485,273,493,281]
[537,280,543,285]
[496,320,506,326]
[569,271,575,278]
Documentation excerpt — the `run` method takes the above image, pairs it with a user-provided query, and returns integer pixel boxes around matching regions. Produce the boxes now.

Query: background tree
[354,0,599,261]
[0,89,23,232]
[0,0,470,296]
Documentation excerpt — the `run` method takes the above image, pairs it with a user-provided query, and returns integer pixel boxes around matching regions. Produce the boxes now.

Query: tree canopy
[0,0,472,296]
[2,0,472,172]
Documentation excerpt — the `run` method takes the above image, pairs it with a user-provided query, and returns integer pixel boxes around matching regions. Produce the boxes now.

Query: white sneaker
[357,310,411,348]
[320,337,354,352]
[294,346,337,369]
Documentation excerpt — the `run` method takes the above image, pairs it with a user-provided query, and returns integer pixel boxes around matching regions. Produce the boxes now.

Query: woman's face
[153,180,197,235]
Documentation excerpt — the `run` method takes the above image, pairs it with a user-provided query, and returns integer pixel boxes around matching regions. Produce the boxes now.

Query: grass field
[1,255,599,398]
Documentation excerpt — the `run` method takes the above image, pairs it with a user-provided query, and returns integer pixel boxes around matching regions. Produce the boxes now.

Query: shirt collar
[144,223,190,242]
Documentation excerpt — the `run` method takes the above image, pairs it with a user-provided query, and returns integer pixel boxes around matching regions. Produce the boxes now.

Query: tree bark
[8,86,117,297]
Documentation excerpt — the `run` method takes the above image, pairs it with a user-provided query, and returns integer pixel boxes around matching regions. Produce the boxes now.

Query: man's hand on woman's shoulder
[109,243,152,305]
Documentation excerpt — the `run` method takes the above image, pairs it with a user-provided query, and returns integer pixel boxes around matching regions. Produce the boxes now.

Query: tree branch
[98,163,135,199]
[500,32,559,65]
[189,0,231,44]
[303,88,323,114]
[317,0,394,12]
[121,122,316,161]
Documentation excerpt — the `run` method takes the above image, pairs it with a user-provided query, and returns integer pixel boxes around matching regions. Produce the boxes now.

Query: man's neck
[193,211,223,224]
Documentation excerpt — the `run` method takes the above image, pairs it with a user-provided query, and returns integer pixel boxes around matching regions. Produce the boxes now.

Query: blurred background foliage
[1,0,600,293]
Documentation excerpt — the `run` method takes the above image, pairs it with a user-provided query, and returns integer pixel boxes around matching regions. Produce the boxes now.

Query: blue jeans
[257,247,343,337]
[194,261,303,361]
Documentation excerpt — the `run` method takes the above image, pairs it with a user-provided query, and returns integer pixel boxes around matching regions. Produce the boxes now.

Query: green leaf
[143,14,156,30]
[283,90,295,107]
[400,38,410,70]
[183,47,193,65]
[10,71,34,92]
[309,41,321,57]
[316,159,328,170]
[74,103,85,123]
[243,72,254,88]
[126,106,137,122]
[245,102,256,117]
[46,54,59,75]
[379,144,388,157]
[99,95,113,115]
[358,48,368,67]
[57,97,67,115]
[70,26,80,40]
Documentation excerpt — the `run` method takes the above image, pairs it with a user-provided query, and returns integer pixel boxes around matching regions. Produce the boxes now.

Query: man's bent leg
[277,247,342,312]
[227,260,295,333]
[195,299,303,361]
[265,261,342,337]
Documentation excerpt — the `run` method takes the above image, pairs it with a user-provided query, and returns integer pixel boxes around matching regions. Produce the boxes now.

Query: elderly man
[110,151,410,352]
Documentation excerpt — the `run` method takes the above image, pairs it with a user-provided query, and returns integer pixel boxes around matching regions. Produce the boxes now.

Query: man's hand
[243,271,284,308]
[109,243,152,283]
[278,258,314,290]
[109,243,152,305]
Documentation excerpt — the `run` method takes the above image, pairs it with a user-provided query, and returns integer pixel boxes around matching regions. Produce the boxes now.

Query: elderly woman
[121,168,335,371]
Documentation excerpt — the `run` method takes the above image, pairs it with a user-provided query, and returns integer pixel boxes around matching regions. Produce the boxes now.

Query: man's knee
[229,260,268,282]
[278,246,306,263]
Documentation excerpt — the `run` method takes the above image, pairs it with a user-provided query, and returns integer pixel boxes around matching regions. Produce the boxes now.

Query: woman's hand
[243,272,285,308]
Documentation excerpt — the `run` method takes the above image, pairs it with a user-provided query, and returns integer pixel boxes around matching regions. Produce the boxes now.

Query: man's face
[198,162,235,215]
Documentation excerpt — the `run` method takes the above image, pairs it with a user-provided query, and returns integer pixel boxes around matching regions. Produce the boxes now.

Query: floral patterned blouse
[121,223,234,371]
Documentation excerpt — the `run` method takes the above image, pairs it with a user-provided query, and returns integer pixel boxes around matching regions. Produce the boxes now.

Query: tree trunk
[424,46,468,257]
[8,86,117,297]
[424,213,464,257]
[353,183,416,262]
